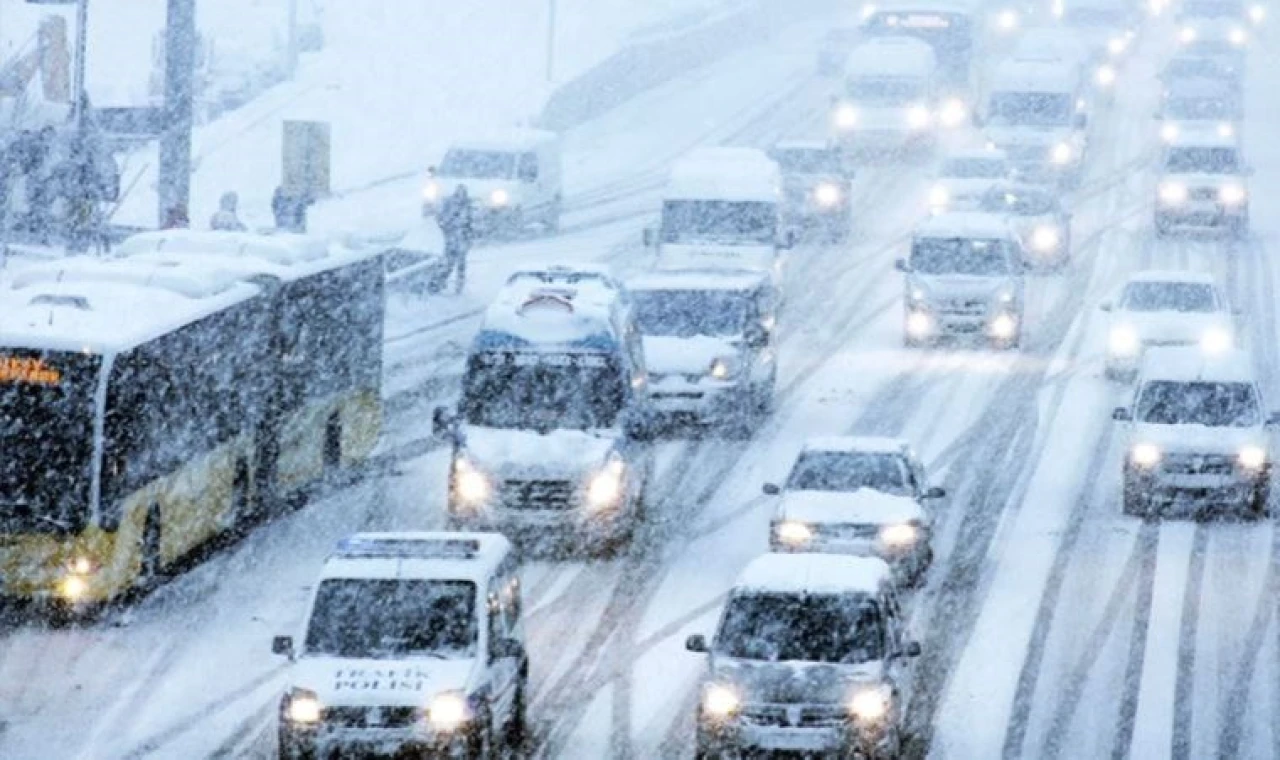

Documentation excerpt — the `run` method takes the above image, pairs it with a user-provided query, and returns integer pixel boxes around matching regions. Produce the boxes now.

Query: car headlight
[286,689,323,724]
[1096,64,1117,87]
[860,3,878,21]
[879,523,918,547]
[1031,225,1060,252]
[427,692,471,732]
[703,684,741,718]
[1180,26,1197,43]
[1217,122,1235,138]
[489,188,510,207]
[776,521,814,544]
[1250,4,1265,23]
[996,9,1019,31]
[990,313,1017,339]
[814,182,842,208]
[66,556,97,575]
[906,104,931,130]
[910,287,926,303]
[906,311,932,337]
[1161,123,1179,143]
[453,458,491,505]
[1220,184,1246,205]
[1052,0,1064,17]
[709,356,741,380]
[423,181,441,202]
[1109,325,1140,356]
[1130,442,1161,468]
[997,289,1015,304]
[1108,36,1129,57]
[928,184,950,210]
[1230,27,1248,46]
[939,98,967,127]
[849,686,891,722]
[586,459,626,510]
[1239,445,1268,470]
[1051,143,1073,165]
[1159,182,1188,205]
[1200,326,1233,354]
[834,103,859,130]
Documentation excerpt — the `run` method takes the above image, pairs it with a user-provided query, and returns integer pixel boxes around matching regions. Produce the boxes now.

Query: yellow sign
[0,357,61,386]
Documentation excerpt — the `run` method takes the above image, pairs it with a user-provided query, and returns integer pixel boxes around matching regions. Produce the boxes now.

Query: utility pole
[71,0,87,130]
[545,0,556,83]
[157,0,196,224]
[286,0,299,77]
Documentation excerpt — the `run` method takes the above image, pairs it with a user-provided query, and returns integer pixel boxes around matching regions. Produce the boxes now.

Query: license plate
[762,729,832,751]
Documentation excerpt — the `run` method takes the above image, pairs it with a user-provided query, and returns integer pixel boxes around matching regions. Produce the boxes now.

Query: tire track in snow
[1109,524,1161,760]
[1170,524,1211,760]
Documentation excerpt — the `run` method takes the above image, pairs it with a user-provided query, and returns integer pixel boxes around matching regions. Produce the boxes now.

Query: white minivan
[423,129,562,236]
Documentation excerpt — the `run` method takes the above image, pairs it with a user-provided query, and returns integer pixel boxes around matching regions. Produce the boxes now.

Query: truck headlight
[423,181,441,202]
[1239,445,1267,470]
[586,460,626,510]
[928,184,950,210]
[1109,325,1140,356]
[489,188,511,207]
[776,521,814,544]
[990,313,1017,339]
[1051,143,1073,165]
[1131,443,1161,468]
[879,523,918,547]
[286,689,323,724]
[452,458,491,505]
[703,684,741,718]
[1220,184,1246,206]
[849,686,891,722]
[1179,26,1197,44]
[906,104,931,130]
[814,182,842,208]
[1031,225,1060,252]
[427,692,471,732]
[1161,123,1179,143]
[1159,182,1188,205]
[1230,26,1248,46]
[1200,326,1232,354]
[834,103,859,130]
[939,98,966,127]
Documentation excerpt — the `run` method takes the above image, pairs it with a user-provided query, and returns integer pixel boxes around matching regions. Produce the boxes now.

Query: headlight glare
[1032,225,1060,252]
[1161,123,1179,143]
[1180,26,1197,43]
[1159,182,1188,205]
[453,459,490,504]
[1230,27,1248,45]
[834,104,859,130]
[940,98,967,127]
[1051,143,1072,165]
[1109,325,1140,356]
[423,182,441,202]
[990,313,1017,339]
[1096,64,1117,87]
[427,692,470,731]
[586,460,626,509]
[929,184,950,209]
[906,105,931,129]
[1220,184,1246,205]
[776,521,814,544]
[1250,4,1265,23]
[709,357,739,380]
[906,311,932,338]
[1200,326,1232,354]
[879,523,918,547]
[287,690,322,724]
[1217,122,1235,138]
[489,188,510,207]
[849,687,891,721]
[1131,443,1161,468]
[1239,445,1267,470]
[814,182,842,207]
[704,684,741,717]
[996,9,1018,31]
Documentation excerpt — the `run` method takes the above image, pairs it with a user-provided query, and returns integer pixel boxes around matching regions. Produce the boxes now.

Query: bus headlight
[1220,184,1246,206]
[1238,445,1268,470]
[1161,123,1179,143]
[776,521,814,545]
[814,182,842,208]
[427,692,471,732]
[285,689,323,724]
[1130,443,1161,468]
[489,188,511,208]
[939,98,967,127]
[1096,64,1117,87]
[1051,143,1073,165]
[906,105,931,130]
[879,523,918,547]
[849,686,891,722]
[990,313,1017,339]
[1109,325,1140,356]
[586,460,626,510]
[928,184,950,210]
[452,458,491,505]
[1159,182,1188,205]
[1031,225,1060,252]
[1179,26,1197,44]
[1200,326,1233,354]
[834,103,859,130]
[703,684,742,718]
[1230,26,1248,46]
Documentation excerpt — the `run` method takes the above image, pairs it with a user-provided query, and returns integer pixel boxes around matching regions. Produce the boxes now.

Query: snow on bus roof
[991,58,1080,93]
[915,212,1013,239]
[1141,346,1256,384]
[321,531,512,585]
[115,230,377,283]
[735,552,892,596]
[666,148,781,203]
[627,268,767,293]
[11,256,249,299]
[844,37,937,78]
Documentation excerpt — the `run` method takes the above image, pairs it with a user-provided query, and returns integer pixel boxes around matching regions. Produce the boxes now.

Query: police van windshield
[1122,282,1217,312]
[987,92,1074,127]
[846,79,926,105]
[1166,97,1237,119]
[786,451,914,496]
[632,290,752,338]
[0,351,98,534]
[1137,381,1260,426]
[439,150,516,179]
[911,237,1015,275]
[943,158,1006,178]
[462,353,626,431]
[661,200,777,245]
[718,592,885,664]
[304,579,477,658]
[1165,147,1239,173]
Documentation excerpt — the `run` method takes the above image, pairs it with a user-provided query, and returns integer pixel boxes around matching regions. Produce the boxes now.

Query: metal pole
[546,0,556,83]
[286,0,299,77]
[157,0,196,225]
[72,0,88,131]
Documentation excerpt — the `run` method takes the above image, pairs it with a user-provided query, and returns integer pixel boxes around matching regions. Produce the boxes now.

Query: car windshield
[942,158,1006,179]
[1137,381,1260,426]
[771,149,841,174]
[462,353,626,431]
[1164,147,1240,173]
[1165,97,1238,119]
[1184,0,1242,17]
[660,200,778,245]
[911,237,1015,275]
[438,149,516,179]
[632,289,753,337]
[846,79,925,104]
[1122,282,1217,312]
[0,351,99,534]
[987,92,1074,127]
[304,579,477,658]
[785,451,914,496]
[717,592,885,664]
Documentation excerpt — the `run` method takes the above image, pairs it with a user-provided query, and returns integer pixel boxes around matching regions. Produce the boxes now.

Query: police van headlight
[939,97,967,127]
[928,185,950,211]
[1161,123,1179,143]
[879,523,918,548]
[906,104,932,130]
[834,103,859,130]
[489,188,511,208]
[1229,26,1248,46]
[1109,325,1140,356]
[1200,326,1233,354]
[1179,26,1198,44]
[1051,143,1073,165]
[775,521,814,545]
[452,458,491,505]
[814,182,842,208]
[1159,182,1188,205]
[849,685,892,722]
[1220,184,1247,206]
[285,689,323,724]
[1031,225,1061,252]
[709,356,741,380]
[1238,445,1268,470]
[1130,443,1161,468]
[586,459,626,510]
[427,692,471,732]
[1096,64,1117,87]
[703,684,742,718]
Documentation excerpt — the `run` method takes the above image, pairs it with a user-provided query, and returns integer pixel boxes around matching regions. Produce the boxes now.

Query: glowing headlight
[423,182,441,202]
[67,556,97,575]
[1159,182,1188,205]
[906,105,931,130]
[906,311,932,337]
[489,188,511,207]
[586,460,626,509]
[704,684,741,717]
[776,521,814,544]
[1239,445,1268,470]
[1161,123,1179,143]
[427,692,470,732]
[1200,326,1233,354]
[1220,184,1246,205]
[709,357,739,380]
[1109,325,1140,356]
[860,3,878,20]
[1130,443,1161,467]
[1031,225,1061,251]
[1051,143,1073,165]
[814,182,842,207]
[990,313,1017,339]
[1052,0,1065,17]
[1096,64,1117,87]
[1250,4,1265,23]
[879,523,918,547]
[59,575,88,601]
[928,184,950,209]
[998,290,1015,304]
[453,459,491,504]
[286,691,322,724]
[940,98,967,127]
[996,9,1019,31]
[1148,0,1166,15]
[1230,27,1248,46]
[849,687,891,722]
[834,103,859,130]
[1180,26,1198,44]
[1108,37,1129,57]
[1217,123,1235,138]
[910,287,926,302]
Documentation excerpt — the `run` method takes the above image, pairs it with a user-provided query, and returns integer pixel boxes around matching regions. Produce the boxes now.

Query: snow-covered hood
[711,657,886,706]
[1113,310,1227,345]
[912,273,1019,302]
[292,656,476,708]
[984,125,1075,149]
[658,243,778,274]
[1130,422,1265,455]
[850,105,917,131]
[777,489,924,527]
[936,177,1002,202]
[1160,171,1244,189]
[460,425,617,480]
[642,335,739,376]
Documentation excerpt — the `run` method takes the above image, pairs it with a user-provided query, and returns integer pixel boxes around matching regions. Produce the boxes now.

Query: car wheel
[504,677,528,750]
[694,728,725,760]
[465,708,493,760]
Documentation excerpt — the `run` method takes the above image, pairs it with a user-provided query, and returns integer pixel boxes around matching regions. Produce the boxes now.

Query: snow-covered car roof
[1140,346,1256,384]
[1163,122,1241,148]
[801,435,912,456]
[990,58,1080,93]
[915,212,1014,239]
[666,148,781,203]
[1124,269,1218,287]
[734,552,893,597]
[866,0,977,19]
[778,488,925,527]
[320,532,513,586]
[627,268,769,293]
[448,128,558,153]
[844,37,937,79]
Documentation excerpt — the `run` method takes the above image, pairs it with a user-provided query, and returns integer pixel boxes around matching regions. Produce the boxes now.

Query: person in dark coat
[272,185,313,232]
[436,185,474,294]
[162,204,190,229]
[210,191,247,231]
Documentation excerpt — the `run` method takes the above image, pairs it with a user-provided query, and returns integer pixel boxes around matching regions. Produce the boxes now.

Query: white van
[831,37,947,155]
[980,58,1090,187]
[423,129,562,236]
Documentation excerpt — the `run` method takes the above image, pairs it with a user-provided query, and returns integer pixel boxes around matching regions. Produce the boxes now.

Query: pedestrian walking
[436,185,474,294]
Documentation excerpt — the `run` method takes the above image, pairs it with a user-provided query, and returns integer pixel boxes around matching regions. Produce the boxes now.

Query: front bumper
[699,710,893,755]
[648,377,753,421]
[1126,462,1268,506]
[1156,200,1247,229]
[905,304,1020,341]
[280,721,475,760]
[835,128,933,152]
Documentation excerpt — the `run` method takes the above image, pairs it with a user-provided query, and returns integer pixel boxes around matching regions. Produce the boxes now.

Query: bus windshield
[462,353,627,431]
[0,351,99,533]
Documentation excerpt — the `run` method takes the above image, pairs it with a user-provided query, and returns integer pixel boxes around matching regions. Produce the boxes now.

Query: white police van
[273,533,526,759]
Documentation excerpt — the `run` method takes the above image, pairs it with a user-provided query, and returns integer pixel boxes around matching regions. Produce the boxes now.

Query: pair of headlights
[1130,442,1266,470]
[1158,182,1246,205]
[284,689,471,731]
[422,182,511,208]
[832,103,942,131]
[774,521,919,547]
[453,457,626,509]
[702,683,891,722]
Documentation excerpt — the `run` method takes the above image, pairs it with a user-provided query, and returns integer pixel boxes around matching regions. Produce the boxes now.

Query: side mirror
[902,640,923,658]
[685,634,709,653]
[1267,412,1280,427]
[1099,301,1113,312]
[1112,407,1133,422]
[491,637,523,661]
[762,482,781,496]
[894,258,910,273]
[432,406,455,438]
[1075,113,1089,129]
[643,228,656,248]
[924,486,946,500]
[272,635,295,658]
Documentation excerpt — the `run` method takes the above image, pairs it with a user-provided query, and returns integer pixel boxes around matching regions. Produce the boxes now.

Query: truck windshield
[0,351,98,534]
[987,92,1074,127]
[1122,282,1217,312]
[911,237,1015,275]
[1137,381,1259,426]
[846,79,925,105]
[304,579,477,659]
[660,200,777,245]
[462,354,626,431]
[439,149,515,179]
[632,290,751,337]
[1165,147,1239,173]
[717,592,885,664]
[786,451,914,496]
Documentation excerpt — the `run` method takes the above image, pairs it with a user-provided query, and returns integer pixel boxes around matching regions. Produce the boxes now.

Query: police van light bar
[518,290,576,315]
[335,536,481,560]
